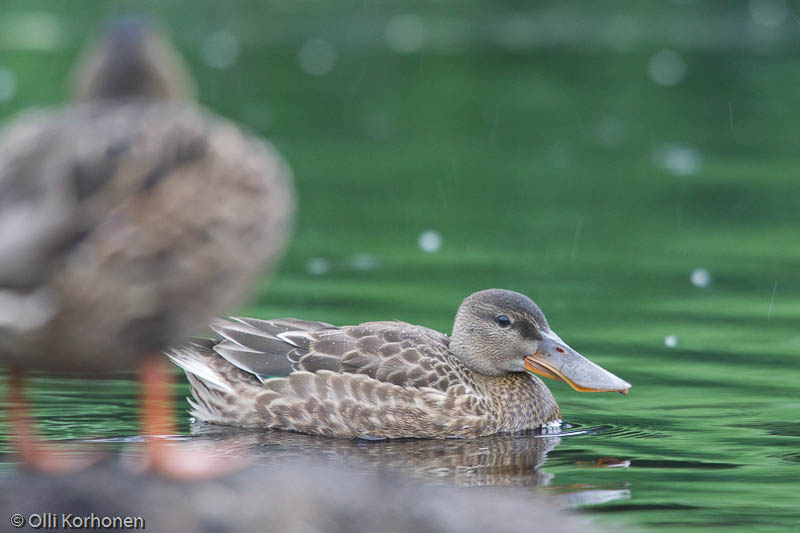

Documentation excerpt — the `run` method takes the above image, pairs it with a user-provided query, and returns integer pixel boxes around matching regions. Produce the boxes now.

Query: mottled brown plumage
[0,19,293,373]
[0,17,293,476]
[168,289,630,439]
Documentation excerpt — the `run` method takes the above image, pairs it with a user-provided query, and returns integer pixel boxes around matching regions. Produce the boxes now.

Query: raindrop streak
[768,282,778,320]
[437,180,449,210]
[728,102,734,129]
[0,68,16,102]
[418,230,442,253]
[570,216,583,259]
[487,112,499,146]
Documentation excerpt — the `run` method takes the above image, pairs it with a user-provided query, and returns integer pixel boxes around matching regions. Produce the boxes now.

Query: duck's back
[0,101,293,372]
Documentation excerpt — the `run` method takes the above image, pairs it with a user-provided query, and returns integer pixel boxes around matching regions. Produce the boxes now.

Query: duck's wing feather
[209,318,475,394]
[209,317,334,380]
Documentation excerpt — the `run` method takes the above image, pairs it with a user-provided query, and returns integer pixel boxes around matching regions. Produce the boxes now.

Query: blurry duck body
[0,18,293,373]
[0,18,292,475]
[168,289,630,439]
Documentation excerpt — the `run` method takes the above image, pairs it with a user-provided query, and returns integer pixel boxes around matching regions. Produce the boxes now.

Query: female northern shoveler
[0,17,293,475]
[167,289,630,439]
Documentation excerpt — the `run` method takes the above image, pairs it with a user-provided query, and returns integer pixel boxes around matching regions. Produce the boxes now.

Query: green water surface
[1,1,799,531]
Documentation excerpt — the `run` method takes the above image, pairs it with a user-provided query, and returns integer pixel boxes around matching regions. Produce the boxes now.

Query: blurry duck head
[72,15,195,102]
[450,289,631,394]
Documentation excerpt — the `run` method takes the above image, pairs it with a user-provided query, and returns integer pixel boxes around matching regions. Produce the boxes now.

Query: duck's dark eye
[496,315,511,328]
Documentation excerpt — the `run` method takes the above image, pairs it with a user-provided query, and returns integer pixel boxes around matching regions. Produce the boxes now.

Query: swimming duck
[167,289,630,439]
[0,17,293,474]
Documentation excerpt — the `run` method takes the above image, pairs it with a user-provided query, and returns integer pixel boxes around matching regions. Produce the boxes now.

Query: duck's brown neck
[472,372,561,432]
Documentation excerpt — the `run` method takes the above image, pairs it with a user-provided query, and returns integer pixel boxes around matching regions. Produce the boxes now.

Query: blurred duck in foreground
[168,289,630,438]
[0,17,294,475]
[0,460,606,533]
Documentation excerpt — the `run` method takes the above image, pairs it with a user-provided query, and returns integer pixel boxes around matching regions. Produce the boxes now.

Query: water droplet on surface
[418,230,442,253]
[298,38,337,76]
[690,268,711,288]
[306,257,330,276]
[648,49,686,87]
[0,68,17,102]
[239,101,273,131]
[749,0,788,27]
[426,17,469,53]
[547,141,574,168]
[363,110,394,141]
[203,31,240,70]
[0,13,65,50]
[593,118,626,147]
[494,16,536,51]
[653,144,702,176]
[664,335,678,348]
[347,253,380,271]
[600,14,643,51]
[385,14,425,53]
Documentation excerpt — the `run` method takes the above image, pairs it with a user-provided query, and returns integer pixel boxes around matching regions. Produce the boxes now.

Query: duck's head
[72,16,195,102]
[450,289,631,394]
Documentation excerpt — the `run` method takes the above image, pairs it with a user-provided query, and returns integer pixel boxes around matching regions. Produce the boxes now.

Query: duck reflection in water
[187,424,561,487]
[181,425,631,507]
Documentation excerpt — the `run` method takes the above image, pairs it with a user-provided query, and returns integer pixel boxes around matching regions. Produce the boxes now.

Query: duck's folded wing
[209,318,474,394]
[208,317,334,379]
[0,109,82,288]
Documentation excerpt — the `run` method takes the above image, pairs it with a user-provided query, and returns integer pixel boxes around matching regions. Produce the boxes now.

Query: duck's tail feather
[165,338,265,426]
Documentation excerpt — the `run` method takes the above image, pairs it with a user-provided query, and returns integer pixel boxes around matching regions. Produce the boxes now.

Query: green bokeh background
[1,1,799,531]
